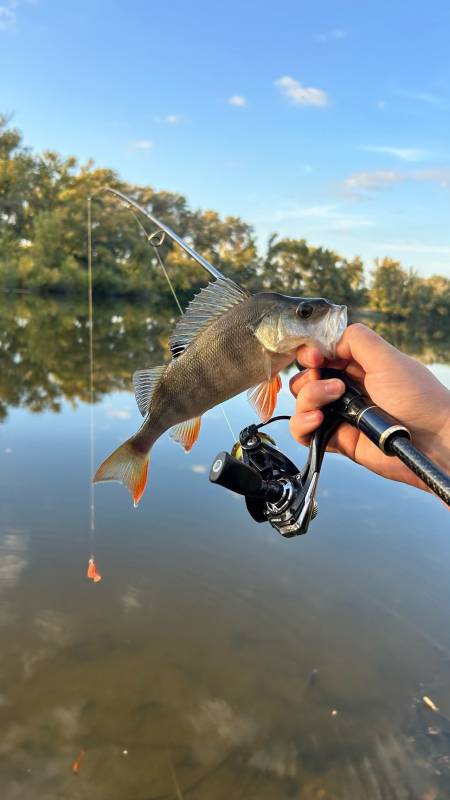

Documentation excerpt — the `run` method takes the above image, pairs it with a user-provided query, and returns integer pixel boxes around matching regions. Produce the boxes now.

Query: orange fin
[93,437,149,507]
[247,374,282,422]
[170,416,202,453]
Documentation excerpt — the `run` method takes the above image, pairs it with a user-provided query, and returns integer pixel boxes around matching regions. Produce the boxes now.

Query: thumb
[336,323,399,369]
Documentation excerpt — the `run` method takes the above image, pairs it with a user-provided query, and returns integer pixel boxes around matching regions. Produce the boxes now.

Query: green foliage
[262,235,366,306]
[0,113,448,338]
[0,292,447,423]
[369,259,450,330]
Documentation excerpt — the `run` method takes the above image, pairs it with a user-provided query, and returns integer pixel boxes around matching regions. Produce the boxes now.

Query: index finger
[295,345,325,369]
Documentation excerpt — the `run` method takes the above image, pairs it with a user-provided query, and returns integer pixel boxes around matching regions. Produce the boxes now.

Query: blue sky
[1,0,450,278]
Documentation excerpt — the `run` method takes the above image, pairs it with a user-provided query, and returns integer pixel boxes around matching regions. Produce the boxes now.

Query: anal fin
[170,417,202,453]
[247,374,282,422]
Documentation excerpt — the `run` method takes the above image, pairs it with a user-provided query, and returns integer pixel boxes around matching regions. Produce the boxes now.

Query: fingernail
[324,379,344,395]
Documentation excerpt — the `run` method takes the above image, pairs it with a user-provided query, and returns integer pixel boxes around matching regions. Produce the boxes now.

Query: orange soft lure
[87,557,102,583]
[72,749,86,774]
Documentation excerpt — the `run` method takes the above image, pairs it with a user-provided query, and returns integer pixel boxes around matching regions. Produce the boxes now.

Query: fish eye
[297,302,314,319]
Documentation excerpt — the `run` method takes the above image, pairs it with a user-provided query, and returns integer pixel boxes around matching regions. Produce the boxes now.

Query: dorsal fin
[132,365,166,417]
[169,278,250,358]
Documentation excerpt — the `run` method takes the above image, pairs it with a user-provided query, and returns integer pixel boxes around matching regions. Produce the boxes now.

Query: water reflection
[0,293,448,422]
[0,292,449,799]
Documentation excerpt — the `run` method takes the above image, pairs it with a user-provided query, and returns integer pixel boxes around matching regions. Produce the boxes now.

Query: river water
[0,294,449,799]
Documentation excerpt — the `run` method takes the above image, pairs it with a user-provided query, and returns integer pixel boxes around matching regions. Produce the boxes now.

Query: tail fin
[93,437,149,507]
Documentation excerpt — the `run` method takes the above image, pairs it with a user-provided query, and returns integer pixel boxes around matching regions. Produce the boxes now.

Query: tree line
[1,114,449,329]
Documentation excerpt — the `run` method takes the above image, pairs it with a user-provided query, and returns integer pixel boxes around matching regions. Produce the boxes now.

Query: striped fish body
[94,279,347,505]
[136,297,292,450]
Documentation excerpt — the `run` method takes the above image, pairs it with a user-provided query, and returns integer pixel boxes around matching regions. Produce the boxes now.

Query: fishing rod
[100,189,450,529]
[104,187,225,281]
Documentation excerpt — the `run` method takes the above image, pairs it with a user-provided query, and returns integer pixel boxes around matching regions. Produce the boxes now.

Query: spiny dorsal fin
[133,365,166,417]
[170,416,202,452]
[169,278,250,358]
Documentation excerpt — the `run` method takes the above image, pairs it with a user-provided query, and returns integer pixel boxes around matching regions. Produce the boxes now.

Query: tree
[261,235,366,305]
[369,258,414,317]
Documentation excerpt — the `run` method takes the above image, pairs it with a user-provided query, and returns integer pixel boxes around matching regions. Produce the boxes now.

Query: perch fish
[94,278,347,505]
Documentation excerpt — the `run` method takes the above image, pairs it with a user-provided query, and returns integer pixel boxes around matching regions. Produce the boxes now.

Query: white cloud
[131,138,153,150]
[52,704,83,740]
[260,202,375,235]
[297,204,335,218]
[342,166,450,197]
[315,28,347,43]
[415,167,450,188]
[0,554,27,588]
[228,95,246,107]
[189,698,256,760]
[362,145,430,162]
[121,585,141,612]
[107,407,131,420]
[153,114,186,124]
[248,742,298,779]
[34,609,69,645]
[22,647,49,680]
[275,76,329,107]
[377,100,386,111]
[376,241,450,256]
[3,529,27,550]
[191,464,207,474]
[343,170,406,192]
[0,1,16,31]
[332,217,375,234]
[402,90,445,106]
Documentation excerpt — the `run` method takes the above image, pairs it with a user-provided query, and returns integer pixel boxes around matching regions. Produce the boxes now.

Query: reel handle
[209,451,284,503]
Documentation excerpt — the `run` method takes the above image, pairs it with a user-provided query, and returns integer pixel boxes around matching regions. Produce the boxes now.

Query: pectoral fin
[247,374,282,422]
[170,417,202,452]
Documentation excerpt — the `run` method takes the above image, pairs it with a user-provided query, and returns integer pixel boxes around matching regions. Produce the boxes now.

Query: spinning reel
[209,368,450,537]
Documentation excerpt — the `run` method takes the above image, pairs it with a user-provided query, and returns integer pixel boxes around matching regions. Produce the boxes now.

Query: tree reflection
[0,294,448,422]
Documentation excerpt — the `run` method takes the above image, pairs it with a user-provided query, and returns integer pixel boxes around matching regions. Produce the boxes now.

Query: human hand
[290,323,450,492]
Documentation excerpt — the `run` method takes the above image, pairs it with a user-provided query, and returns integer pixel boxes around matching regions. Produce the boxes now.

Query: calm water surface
[0,295,449,799]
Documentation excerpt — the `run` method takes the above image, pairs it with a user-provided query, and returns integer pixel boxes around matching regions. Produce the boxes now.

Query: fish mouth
[325,305,348,359]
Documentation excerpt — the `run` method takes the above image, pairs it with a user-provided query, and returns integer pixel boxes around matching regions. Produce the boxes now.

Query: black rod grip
[321,368,410,453]
[355,405,410,453]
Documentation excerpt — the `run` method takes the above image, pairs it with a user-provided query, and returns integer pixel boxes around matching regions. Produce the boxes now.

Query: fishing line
[86,197,102,583]
[130,210,237,443]
[130,210,183,315]
[87,197,95,539]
